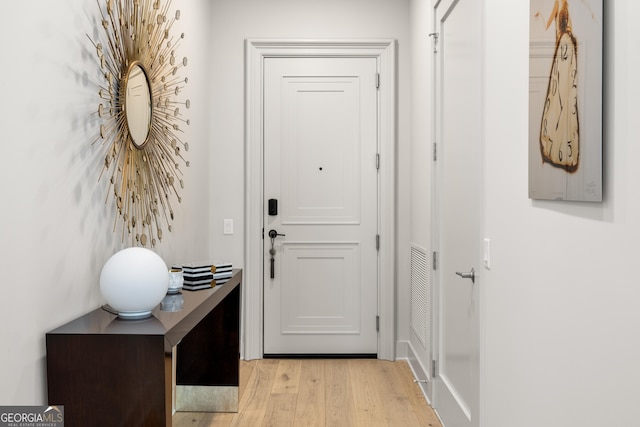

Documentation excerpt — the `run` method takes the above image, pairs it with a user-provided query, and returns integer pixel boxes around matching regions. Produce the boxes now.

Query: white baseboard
[395,340,409,359]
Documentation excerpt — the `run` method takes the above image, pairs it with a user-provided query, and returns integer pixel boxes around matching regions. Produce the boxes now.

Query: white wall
[408,0,433,383]
[207,0,414,345]
[483,1,640,425]
[0,0,213,404]
[410,0,640,426]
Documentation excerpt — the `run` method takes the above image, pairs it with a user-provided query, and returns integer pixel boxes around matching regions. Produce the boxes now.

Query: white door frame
[244,39,397,360]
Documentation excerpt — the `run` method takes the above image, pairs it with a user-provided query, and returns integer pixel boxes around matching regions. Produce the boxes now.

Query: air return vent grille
[410,244,430,348]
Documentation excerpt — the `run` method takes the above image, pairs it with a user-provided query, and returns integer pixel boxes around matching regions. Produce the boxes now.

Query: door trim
[244,39,397,360]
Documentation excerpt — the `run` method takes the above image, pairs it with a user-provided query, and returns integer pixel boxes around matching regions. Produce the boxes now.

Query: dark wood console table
[46,269,242,427]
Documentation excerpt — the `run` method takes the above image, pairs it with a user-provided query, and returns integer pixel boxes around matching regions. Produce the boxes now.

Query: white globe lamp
[100,247,169,319]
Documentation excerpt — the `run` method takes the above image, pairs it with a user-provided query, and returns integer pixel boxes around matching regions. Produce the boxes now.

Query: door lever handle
[455,268,475,283]
[268,229,285,239]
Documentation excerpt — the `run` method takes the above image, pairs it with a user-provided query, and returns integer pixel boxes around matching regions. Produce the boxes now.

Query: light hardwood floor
[174,359,442,427]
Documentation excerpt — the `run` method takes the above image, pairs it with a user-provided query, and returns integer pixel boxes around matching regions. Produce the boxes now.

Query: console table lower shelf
[46,269,242,427]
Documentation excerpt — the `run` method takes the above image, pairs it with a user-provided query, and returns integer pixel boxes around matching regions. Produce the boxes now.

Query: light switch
[483,238,491,270]
[224,219,233,235]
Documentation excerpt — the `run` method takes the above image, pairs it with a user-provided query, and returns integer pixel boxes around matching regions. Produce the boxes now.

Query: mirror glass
[125,64,152,147]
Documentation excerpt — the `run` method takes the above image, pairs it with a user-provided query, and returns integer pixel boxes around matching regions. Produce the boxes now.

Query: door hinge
[431,359,438,378]
[376,234,380,251]
[428,32,439,54]
[376,153,380,170]
[432,251,438,271]
[433,142,437,161]
[376,315,380,332]
[376,73,380,89]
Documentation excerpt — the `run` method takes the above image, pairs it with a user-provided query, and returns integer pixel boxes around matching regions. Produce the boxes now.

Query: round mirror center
[125,64,152,148]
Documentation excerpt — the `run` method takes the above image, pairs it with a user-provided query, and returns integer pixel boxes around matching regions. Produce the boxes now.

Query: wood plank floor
[174,359,442,427]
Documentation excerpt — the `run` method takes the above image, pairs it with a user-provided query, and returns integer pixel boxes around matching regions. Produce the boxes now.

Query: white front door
[433,0,482,426]
[263,56,379,355]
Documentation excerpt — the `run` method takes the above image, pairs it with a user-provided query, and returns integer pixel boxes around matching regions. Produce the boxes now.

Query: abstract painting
[529,0,602,201]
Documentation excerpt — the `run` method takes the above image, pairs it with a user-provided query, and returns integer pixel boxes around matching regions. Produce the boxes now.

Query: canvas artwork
[529,0,602,201]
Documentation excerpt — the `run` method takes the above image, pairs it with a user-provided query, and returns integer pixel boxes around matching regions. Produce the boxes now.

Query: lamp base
[102,305,154,320]
[117,310,153,320]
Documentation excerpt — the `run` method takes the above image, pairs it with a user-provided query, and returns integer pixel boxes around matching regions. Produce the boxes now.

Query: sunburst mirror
[89,0,190,247]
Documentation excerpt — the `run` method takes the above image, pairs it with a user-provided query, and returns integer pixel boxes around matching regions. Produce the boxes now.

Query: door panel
[433,0,482,426]
[280,76,361,224]
[263,57,378,355]
[277,242,364,353]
